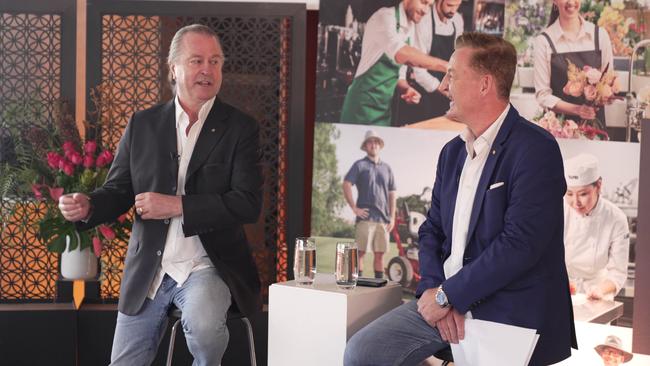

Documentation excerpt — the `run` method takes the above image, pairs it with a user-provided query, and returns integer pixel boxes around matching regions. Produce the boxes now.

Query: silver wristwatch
[435,286,449,308]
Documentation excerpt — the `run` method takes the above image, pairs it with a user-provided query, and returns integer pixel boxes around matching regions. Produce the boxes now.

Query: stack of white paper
[450,318,539,366]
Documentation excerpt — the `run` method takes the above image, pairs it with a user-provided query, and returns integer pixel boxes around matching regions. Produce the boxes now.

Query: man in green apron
[340,0,448,126]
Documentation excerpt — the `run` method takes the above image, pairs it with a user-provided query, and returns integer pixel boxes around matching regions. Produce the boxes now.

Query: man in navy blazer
[58,25,262,365]
[345,32,576,366]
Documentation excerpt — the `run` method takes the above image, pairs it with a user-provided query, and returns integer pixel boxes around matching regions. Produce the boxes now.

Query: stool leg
[166,318,182,366]
[240,317,257,366]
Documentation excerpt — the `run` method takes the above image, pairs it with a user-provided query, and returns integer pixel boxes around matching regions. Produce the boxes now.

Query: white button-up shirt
[533,18,614,109]
[444,105,510,281]
[354,3,413,78]
[564,197,630,295]
[404,8,463,92]
[147,96,216,299]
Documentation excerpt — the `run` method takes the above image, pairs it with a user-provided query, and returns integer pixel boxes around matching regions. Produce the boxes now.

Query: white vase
[60,232,98,280]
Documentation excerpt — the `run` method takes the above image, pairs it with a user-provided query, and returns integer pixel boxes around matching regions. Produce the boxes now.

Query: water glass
[293,237,316,285]
[335,242,359,290]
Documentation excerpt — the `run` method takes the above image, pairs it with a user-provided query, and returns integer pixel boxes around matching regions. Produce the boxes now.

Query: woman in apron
[563,154,629,300]
[533,0,614,126]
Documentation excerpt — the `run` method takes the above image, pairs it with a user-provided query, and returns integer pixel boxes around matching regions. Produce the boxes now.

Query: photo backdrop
[311,0,646,309]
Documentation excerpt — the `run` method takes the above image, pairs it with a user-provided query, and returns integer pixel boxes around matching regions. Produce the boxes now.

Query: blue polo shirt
[344,156,396,224]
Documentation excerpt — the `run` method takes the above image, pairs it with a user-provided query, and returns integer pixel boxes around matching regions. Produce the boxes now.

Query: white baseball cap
[564,153,600,187]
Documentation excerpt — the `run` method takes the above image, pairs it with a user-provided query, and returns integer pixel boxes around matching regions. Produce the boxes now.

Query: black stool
[433,346,454,366]
[166,306,257,366]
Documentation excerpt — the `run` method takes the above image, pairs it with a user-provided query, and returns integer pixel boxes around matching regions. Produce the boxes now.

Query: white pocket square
[489,181,505,190]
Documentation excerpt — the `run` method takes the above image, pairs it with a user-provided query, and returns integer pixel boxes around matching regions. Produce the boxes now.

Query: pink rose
[584,85,597,101]
[83,141,97,154]
[99,225,116,241]
[46,152,62,169]
[96,150,114,168]
[69,151,83,165]
[48,187,64,202]
[92,236,103,257]
[83,155,94,168]
[62,162,74,176]
[117,213,127,223]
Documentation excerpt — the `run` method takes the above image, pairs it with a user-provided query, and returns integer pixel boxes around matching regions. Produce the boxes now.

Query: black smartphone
[357,277,388,287]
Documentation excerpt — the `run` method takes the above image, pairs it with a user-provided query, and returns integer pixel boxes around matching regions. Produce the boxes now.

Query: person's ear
[170,64,177,81]
[480,74,491,96]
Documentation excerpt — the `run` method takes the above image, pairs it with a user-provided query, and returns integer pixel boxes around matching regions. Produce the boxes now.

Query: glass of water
[335,242,359,290]
[293,237,316,285]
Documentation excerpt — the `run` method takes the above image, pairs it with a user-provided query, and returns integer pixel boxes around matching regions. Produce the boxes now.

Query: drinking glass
[335,242,359,290]
[293,237,316,285]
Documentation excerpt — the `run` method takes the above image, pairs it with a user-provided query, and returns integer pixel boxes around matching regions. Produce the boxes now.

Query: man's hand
[135,192,182,220]
[401,87,421,104]
[386,218,395,233]
[58,193,91,222]
[417,288,450,327]
[352,206,369,219]
[435,308,465,344]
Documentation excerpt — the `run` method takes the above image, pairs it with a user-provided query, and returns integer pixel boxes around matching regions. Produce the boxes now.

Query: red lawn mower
[385,188,431,292]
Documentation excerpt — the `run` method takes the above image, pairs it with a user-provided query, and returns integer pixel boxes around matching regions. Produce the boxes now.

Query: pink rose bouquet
[32,139,130,257]
[534,111,609,140]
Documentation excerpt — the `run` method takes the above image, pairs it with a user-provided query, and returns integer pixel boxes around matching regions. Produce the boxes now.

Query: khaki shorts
[355,221,389,253]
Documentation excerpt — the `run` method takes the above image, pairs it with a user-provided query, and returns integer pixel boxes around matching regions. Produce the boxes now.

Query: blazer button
[157,250,162,256]
[164,219,170,224]
[171,186,176,192]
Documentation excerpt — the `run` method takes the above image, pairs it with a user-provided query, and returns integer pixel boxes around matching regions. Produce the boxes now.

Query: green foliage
[310,123,355,237]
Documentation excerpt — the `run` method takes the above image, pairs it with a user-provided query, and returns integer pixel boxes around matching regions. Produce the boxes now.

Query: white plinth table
[268,273,403,366]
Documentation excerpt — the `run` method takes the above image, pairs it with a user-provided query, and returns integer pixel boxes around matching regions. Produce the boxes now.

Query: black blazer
[79,98,263,317]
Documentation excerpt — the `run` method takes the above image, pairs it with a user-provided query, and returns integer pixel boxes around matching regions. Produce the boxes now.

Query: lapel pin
[211,128,216,132]
[491,149,496,155]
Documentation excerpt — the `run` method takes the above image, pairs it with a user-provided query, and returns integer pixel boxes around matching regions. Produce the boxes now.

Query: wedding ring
[137,207,143,215]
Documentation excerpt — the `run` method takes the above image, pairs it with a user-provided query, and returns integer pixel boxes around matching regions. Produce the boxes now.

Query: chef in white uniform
[563,154,630,300]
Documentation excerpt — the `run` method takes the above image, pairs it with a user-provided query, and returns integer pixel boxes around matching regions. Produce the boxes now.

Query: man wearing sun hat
[563,153,630,300]
[343,130,396,279]
[595,335,633,365]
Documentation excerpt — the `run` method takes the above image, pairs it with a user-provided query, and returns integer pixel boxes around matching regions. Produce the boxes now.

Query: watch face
[436,289,446,306]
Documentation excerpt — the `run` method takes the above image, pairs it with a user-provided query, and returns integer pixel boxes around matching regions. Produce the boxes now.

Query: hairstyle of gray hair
[167,24,223,89]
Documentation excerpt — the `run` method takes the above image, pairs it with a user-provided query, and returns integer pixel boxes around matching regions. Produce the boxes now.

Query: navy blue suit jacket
[416,106,576,365]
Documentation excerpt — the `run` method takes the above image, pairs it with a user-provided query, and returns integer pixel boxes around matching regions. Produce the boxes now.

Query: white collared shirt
[533,18,614,109]
[564,197,629,295]
[147,96,216,299]
[405,8,464,92]
[354,3,413,78]
[444,105,510,281]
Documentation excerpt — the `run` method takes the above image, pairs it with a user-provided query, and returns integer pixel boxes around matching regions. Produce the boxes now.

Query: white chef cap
[564,153,600,187]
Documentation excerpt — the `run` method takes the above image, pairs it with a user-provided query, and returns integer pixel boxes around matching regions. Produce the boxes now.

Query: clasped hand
[135,192,182,220]
[417,288,465,344]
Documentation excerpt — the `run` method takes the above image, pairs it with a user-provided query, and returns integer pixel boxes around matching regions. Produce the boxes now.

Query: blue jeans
[344,301,448,366]
[110,267,232,366]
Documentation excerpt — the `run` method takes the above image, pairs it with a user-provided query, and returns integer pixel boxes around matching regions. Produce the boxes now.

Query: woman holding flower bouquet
[533,0,614,127]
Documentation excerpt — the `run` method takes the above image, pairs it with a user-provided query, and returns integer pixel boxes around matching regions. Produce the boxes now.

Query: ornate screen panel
[86,1,306,302]
[0,0,75,302]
